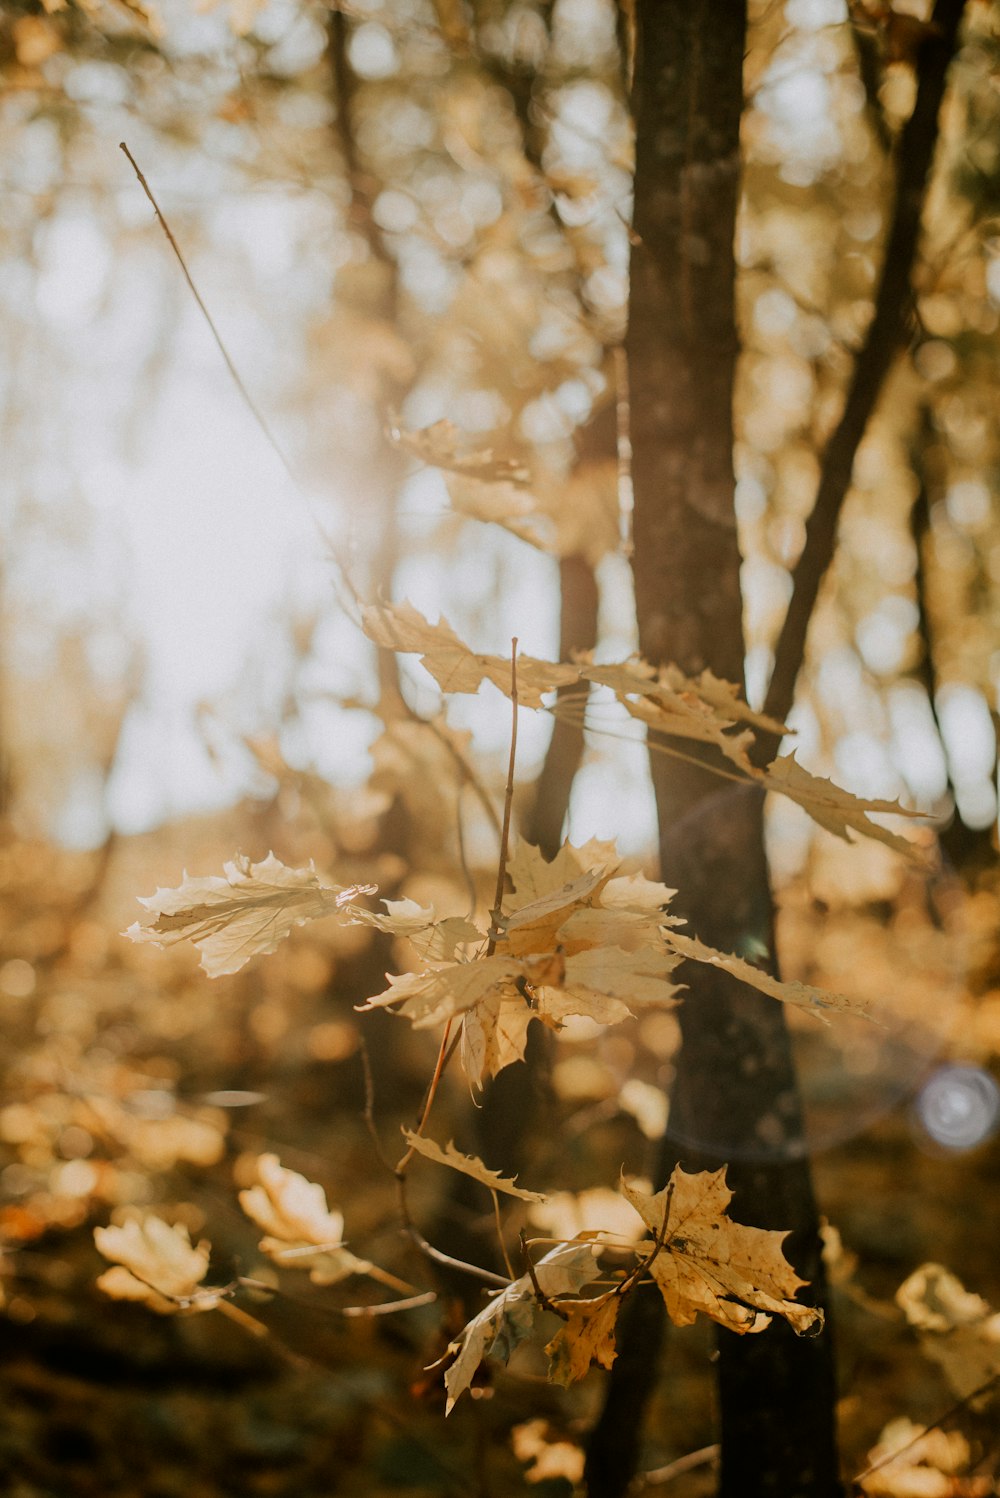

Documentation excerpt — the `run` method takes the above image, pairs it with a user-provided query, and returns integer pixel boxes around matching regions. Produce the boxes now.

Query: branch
[119,142,295,485]
[761,0,969,735]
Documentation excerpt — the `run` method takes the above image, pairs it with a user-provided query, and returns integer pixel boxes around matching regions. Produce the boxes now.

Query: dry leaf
[127,853,375,977]
[545,1292,621,1385]
[511,1420,586,1486]
[859,1418,989,1498]
[663,930,870,1022]
[896,1264,1000,1399]
[444,1242,597,1411]
[623,1167,823,1336]
[530,1187,647,1246]
[447,475,553,549]
[361,601,578,707]
[393,418,530,485]
[761,756,924,859]
[361,953,523,1029]
[400,1130,547,1202]
[239,1154,372,1285]
[94,1215,221,1315]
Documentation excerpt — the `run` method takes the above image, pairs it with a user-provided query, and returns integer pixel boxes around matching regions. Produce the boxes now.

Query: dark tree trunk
[587,4,840,1494]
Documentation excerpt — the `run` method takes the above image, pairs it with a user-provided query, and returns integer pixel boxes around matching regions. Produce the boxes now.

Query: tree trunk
[587,4,840,1494]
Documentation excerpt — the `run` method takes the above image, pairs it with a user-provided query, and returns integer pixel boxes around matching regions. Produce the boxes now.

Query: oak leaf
[126,853,375,977]
[239,1154,372,1285]
[623,1168,823,1336]
[400,1130,547,1202]
[94,1215,221,1315]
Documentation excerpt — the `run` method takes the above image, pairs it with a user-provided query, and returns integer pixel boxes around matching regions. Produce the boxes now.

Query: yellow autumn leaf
[623,1167,823,1337]
[126,852,375,977]
[662,929,871,1022]
[392,418,530,485]
[760,755,925,860]
[400,1130,547,1202]
[446,474,554,549]
[361,600,579,707]
[444,1242,598,1411]
[361,953,524,1029]
[94,1215,221,1315]
[545,1292,621,1386]
[896,1264,1000,1400]
[239,1153,372,1285]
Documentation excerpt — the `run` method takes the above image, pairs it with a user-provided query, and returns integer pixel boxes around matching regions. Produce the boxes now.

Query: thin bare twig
[396,1018,454,1174]
[492,1189,516,1280]
[519,1229,569,1320]
[852,1372,1000,1488]
[119,142,296,486]
[487,640,519,955]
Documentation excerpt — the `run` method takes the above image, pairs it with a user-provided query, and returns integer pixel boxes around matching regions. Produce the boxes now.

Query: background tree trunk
[587,4,840,1493]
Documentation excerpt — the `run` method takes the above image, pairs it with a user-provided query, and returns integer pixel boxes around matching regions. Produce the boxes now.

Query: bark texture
[587,4,839,1494]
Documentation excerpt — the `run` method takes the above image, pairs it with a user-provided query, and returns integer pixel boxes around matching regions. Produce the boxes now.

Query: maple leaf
[460,990,537,1083]
[392,418,530,485]
[94,1215,222,1315]
[545,1292,621,1386]
[361,953,523,1029]
[859,1418,989,1498]
[662,930,870,1022]
[505,837,622,906]
[350,899,482,961]
[126,853,375,977]
[447,475,553,549]
[443,1242,598,1411]
[760,755,924,859]
[622,1167,823,1336]
[239,1154,372,1285]
[896,1264,1000,1400]
[400,1130,547,1202]
[511,1420,586,1487]
[498,866,614,955]
[583,659,776,773]
[360,600,578,707]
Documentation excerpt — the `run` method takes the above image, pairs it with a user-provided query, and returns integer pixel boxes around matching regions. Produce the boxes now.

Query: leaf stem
[487,639,519,956]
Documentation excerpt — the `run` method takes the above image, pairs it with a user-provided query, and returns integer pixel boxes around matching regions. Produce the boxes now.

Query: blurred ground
[1,814,998,1497]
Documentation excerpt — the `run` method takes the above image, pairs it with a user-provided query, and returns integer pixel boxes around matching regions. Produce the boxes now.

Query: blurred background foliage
[2,0,1000,1494]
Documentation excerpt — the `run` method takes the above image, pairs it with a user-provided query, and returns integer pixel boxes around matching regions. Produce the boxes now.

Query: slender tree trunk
[587,4,839,1494]
[763,0,969,731]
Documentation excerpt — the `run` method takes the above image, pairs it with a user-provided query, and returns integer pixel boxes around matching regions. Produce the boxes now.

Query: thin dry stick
[491,1188,515,1280]
[396,1018,454,1174]
[357,1033,394,1175]
[119,142,295,486]
[851,1372,1000,1489]
[487,639,520,956]
[519,1229,569,1320]
[633,1443,720,1490]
